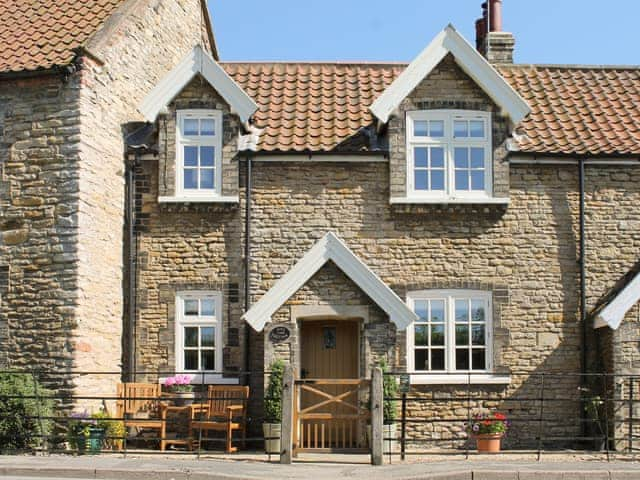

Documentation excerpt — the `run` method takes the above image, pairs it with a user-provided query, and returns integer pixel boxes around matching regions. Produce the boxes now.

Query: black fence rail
[383,371,640,462]
[0,369,274,458]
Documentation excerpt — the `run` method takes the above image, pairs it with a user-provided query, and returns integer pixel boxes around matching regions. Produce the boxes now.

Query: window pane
[431,324,445,346]
[471,300,486,322]
[184,118,198,136]
[454,120,468,138]
[413,120,428,137]
[455,300,468,322]
[414,147,428,168]
[201,350,215,370]
[184,146,198,166]
[201,327,215,347]
[414,325,428,346]
[184,327,198,347]
[454,148,468,168]
[414,300,428,321]
[472,349,486,370]
[184,300,199,316]
[431,349,445,370]
[431,170,445,191]
[455,325,469,345]
[201,299,215,316]
[470,120,484,138]
[184,169,198,190]
[470,148,485,168]
[430,147,444,168]
[455,170,469,191]
[184,350,198,370]
[456,349,470,370]
[472,325,485,346]
[414,170,428,191]
[200,168,214,189]
[430,300,445,323]
[414,349,428,371]
[471,171,484,191]
[201,118,215,136]
[430,120,444,138]
[200,146,215,167]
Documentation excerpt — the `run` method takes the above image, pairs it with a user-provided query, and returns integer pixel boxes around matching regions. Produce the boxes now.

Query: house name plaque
[269,326,291,343]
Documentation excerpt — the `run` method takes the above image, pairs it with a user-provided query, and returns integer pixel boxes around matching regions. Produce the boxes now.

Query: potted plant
[581,386,606,451]
[263,359,284,455]
[380,359,399,453]
[91,409,126,451]
[466,410,509,453]
[67,411,105,455]
[162,374,195,406]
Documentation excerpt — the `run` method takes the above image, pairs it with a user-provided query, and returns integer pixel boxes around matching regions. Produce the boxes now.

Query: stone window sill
[159,374,240,385]
[409,374,511,385]
[390,197,510,205]
[158,195,239,204]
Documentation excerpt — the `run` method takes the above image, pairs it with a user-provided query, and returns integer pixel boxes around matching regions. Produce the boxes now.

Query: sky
[207,0,639,65]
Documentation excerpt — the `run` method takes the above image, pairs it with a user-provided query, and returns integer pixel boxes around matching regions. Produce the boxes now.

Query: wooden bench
[116,382,169,451]
[188,385,249,453]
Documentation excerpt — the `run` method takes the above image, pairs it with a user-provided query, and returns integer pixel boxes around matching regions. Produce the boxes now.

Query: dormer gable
[370,25,530,126]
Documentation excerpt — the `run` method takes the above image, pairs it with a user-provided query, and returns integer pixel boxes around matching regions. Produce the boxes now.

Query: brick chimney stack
[475,0,515,64]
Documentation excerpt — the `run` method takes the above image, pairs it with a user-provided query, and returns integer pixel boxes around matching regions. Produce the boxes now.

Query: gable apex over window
[370,25,530,125]
[139,45,258,124]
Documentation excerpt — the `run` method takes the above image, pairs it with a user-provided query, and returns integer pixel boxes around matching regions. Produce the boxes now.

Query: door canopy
[242,232,418,332]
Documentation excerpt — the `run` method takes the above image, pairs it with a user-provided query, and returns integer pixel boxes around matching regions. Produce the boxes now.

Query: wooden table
[160,403,193,451]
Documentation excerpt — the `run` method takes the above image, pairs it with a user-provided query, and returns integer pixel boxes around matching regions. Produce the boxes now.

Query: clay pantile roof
[223,61,640,156]
[0,0,125,73]
[222,62,406,153]
[499,65,640,156]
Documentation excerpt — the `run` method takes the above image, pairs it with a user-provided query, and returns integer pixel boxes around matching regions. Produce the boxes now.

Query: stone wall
[0,74,82,398]
[388,54,511,200]
[74,0,212,399]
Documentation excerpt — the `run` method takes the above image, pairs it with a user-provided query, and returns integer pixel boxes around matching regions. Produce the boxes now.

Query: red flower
[483,420,491,426]
[494,413,506,420]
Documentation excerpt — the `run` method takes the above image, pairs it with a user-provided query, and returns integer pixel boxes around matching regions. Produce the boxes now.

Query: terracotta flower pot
[474,433,503,453]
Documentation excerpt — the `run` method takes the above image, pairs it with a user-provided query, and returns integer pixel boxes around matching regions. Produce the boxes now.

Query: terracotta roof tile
[0,0,125,73]
[224,62,640,156]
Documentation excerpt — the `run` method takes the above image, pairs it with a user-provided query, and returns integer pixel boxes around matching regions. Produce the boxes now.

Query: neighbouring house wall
[75,0,212,400]
[0,75,81,399]
[388,54,511,200]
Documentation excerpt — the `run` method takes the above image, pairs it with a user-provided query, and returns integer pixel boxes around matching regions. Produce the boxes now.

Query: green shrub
[91,409,125,450]
[264,359,285,424]
[0,373,54,451]
[378,359,398,424]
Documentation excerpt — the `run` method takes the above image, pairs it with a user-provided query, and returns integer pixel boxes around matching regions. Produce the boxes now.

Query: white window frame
[406,110,492,200]
[175,291,224,376]
[176,109,223,198]
[406,290,507,385]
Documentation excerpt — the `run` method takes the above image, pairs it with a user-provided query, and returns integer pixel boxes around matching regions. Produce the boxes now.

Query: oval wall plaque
[269,326,291,343]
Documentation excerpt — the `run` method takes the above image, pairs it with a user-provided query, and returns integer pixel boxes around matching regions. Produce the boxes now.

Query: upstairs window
[176,110,222,197]
[407,110,492,199]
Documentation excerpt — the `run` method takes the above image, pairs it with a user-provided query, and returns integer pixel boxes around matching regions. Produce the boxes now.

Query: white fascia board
[242,232,418,332]
[370,25,530,125]
[139,45,257,123]
[594,272,640,330]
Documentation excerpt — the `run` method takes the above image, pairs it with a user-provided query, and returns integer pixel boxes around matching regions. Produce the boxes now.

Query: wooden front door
[298,320,365,451]
[300,320,358,380]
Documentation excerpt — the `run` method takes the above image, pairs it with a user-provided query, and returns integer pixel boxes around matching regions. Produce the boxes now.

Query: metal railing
[0,369,272,458]
[382,371,640,462]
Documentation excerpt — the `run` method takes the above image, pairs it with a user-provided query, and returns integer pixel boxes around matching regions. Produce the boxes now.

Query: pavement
[0,453,640,480]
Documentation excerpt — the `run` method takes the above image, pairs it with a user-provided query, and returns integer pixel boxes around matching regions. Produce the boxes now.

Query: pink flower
[164,377,176,387]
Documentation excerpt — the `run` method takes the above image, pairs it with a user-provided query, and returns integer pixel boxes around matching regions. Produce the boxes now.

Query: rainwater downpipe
[243,154,252,382]
[126,153,139,382]
[579,158,588,437]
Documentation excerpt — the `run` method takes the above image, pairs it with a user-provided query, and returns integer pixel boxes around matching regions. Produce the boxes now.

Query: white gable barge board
[242,232,418,332]
[370,25,531,125]
[139,45,258,123]
[594,272,640,330]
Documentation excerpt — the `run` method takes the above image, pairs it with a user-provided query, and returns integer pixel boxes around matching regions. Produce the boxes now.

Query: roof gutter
[509,153,640,165]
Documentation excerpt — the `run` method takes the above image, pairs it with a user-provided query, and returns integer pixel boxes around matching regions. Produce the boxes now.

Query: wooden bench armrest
[226,405,244,411]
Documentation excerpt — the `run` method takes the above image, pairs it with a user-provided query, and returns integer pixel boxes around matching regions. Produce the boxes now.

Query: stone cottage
[0,0,216,398]
[2,0,640,450]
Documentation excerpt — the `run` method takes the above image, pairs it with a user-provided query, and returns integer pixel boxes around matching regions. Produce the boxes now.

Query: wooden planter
[474,433,503,453]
